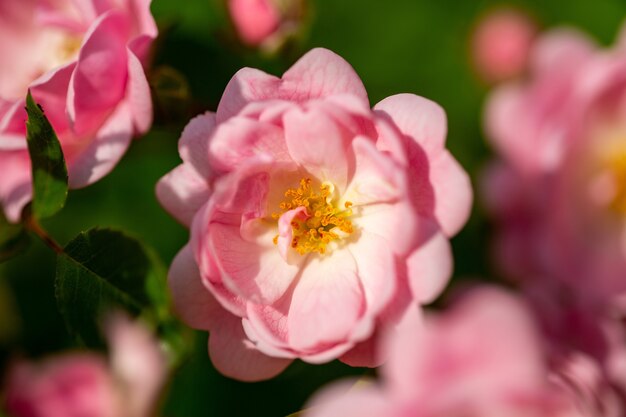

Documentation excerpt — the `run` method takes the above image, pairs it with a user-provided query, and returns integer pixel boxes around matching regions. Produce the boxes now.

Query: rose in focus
[157,48,472,380]
[0,0,157,223]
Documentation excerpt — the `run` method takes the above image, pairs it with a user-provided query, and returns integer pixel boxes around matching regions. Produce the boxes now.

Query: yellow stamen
[272,178,354,255]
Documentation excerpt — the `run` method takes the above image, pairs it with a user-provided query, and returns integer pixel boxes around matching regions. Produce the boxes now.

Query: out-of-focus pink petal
[530,28,596,76]
[216,48,368,122]
[471,8,537,82]
[428,150,473,236]
[405,220,453,304]
[69,10,130,135]
[107,316,166,417]
[305,380,395,417]
[125,50,152,135]
[156,164,210,227]
[208,313,292,382]
[30,61,77,135]
[209,222,303,304]
[374,93,447,157]
[283,106,352,189]
[67,101,133,188]
[168,245,225,331]
[228,0,280,46]
[0,151,32,223]
[288,251,364,352]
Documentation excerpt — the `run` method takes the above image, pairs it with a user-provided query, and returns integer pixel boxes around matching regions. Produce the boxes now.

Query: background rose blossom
[3,317,166,417]
[482,23,626,305]
[157,47,472,381]
[304,287,582,417]
[471,7,537,83]
[0,0,157,223]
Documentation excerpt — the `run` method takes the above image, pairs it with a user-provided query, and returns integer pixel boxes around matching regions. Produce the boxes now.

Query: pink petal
[125,49,152,135]
[208,313,292,381]
[305,382,393,417]
[374,93,447,157]
[339,333,381,367]
[243,296,296,358]
[0,150,32,223]
[178,112,216,179]
[168,245,224,331]
[429,150,472,237]
[349,231,396,318]
[209,116,290,171]
[276,207,308,262]
[216,68,281,123]
[67,100,133,188]
[106,316,166,417]
[216,48,368,122]
[405,219,453,304]
[355,201,419,256]
[344,136,405,206]
[287,250,365,352]
[68,10,130,136]
[530,28,596,76]
[30,62,77,135]
[281,48,368,105]
[283,105,352,189]
[208,222,303,304]
[156,164,210,227]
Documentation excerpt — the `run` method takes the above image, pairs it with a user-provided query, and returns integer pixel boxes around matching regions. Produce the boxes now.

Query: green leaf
[25,90,68,220]
[0,212,30,263]
[55,228,167,347]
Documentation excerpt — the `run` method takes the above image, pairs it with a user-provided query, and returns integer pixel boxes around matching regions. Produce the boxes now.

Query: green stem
[24,213,63,254]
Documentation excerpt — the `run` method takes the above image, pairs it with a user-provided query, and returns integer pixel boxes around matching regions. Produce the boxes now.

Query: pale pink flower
[305,287,582,417]
[157,48,472,381]
[482,23,626,304]
[0,0,157,222]
[3,317,166,417]
[471,7,537,83]
[227,0,306,50]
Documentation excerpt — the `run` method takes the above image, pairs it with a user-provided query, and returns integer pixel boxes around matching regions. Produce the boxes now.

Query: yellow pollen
[607,150,626,214]
[272,178,354,255]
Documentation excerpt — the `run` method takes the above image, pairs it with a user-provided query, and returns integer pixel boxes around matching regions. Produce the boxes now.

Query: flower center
[604,148,626,214]
[272,178,354,255]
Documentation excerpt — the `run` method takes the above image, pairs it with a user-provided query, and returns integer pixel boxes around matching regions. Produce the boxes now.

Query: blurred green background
[2,0,626,416]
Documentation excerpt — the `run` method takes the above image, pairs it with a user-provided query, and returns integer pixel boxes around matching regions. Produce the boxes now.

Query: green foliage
[25,91,68,221]
[0,213,29,263]
[55,228,168,348]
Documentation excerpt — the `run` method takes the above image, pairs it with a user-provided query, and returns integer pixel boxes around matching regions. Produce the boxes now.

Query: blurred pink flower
[471,7,537,83]
[228,0,280,46]
[0,0,157,223]
[157,48,472,381]
[3,317,166,417]
[227,0,306,50]
[305,287,581,417]
[482,23,626,304]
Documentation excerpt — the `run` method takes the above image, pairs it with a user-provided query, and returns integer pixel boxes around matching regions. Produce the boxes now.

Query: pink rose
[305,287,582,417]
[157,48,472,381]
[3,317,166,417]
[482,23,626,303]
[227,0,306,50]
[0,0,157,222]
[471,8,537,83]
